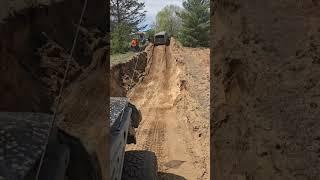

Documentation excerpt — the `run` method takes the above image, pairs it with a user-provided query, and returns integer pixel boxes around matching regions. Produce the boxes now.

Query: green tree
[110,0,147,31]
[177,0,210,47]
[155,5,182,36]
[110,0,147,53]
[111,23,131,54]
[145,27,156,40]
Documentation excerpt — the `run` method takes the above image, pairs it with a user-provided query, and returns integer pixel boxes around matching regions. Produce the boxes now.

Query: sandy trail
[127,45,205,179]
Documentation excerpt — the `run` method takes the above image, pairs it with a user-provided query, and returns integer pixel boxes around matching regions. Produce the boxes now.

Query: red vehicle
[130,32,146,52]
[131,38,140,51]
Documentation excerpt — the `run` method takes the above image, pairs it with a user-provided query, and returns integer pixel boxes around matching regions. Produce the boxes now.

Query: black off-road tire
[122,151,158,180]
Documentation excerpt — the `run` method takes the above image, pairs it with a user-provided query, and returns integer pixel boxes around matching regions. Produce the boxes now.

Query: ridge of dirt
[212,1,320,180]
[0,1,109,179]
[123,39,210,180]
[110,45,153,97]
[175,46,210,179]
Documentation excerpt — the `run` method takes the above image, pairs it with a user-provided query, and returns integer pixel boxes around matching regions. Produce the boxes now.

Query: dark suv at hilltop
[153,31,170,46]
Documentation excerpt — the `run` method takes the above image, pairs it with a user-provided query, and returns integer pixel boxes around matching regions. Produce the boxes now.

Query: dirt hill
[211,1,320,179]
[111,39,210,179]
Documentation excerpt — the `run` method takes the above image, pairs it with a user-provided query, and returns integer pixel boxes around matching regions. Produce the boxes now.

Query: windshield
[155,35,165,42]
[155,35,164,38]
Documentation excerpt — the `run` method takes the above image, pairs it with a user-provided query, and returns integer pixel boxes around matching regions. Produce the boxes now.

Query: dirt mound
[0,0,107,111]
[125,39,210,179]
[212,1,320,179]
[110,45,153,97]
[175,46,210,179]
[0,1,109,179]
[36,40,82,96]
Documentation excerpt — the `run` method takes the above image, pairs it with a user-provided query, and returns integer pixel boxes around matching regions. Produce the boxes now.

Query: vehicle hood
[0,112,52,180]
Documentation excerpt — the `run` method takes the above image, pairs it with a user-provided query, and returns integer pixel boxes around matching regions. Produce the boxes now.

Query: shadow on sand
[158,172,187,180]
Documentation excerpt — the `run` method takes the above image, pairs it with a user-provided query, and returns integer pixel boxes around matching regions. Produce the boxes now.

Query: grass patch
[111,51,136,66]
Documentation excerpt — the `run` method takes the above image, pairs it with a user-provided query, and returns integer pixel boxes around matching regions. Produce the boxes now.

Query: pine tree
[177,0,210,47]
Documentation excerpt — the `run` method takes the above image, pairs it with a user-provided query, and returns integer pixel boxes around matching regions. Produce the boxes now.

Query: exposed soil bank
[119,39,210,180]
[212,1,320,180]
[175,46,210,179]
[0,1,109,179]
[110,45,152,97]
[0,0,107,111]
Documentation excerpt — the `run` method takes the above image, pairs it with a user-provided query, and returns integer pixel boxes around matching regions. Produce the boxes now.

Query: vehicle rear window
[155,35,164,38]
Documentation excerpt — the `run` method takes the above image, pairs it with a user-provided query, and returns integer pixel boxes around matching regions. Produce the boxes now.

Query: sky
[139,0,184,30]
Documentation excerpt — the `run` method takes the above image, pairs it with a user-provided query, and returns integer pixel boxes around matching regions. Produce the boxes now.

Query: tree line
[111,0,210,54]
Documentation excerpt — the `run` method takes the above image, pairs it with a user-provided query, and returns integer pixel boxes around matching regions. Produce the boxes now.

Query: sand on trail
[127,41,209,180]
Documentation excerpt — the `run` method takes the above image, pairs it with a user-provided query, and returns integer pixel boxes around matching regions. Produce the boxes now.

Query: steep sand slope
[126,40,209,180]
[212,1,320,179]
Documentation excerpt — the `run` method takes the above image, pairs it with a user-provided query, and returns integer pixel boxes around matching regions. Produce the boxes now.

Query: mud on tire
[122,150,158,180]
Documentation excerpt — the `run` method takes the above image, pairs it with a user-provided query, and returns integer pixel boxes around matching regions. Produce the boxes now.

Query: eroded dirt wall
[0,0,107,112]
[110,45,152,96]
[126,39,210,179]
[212,0,320,179]
[0,0,109,179]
